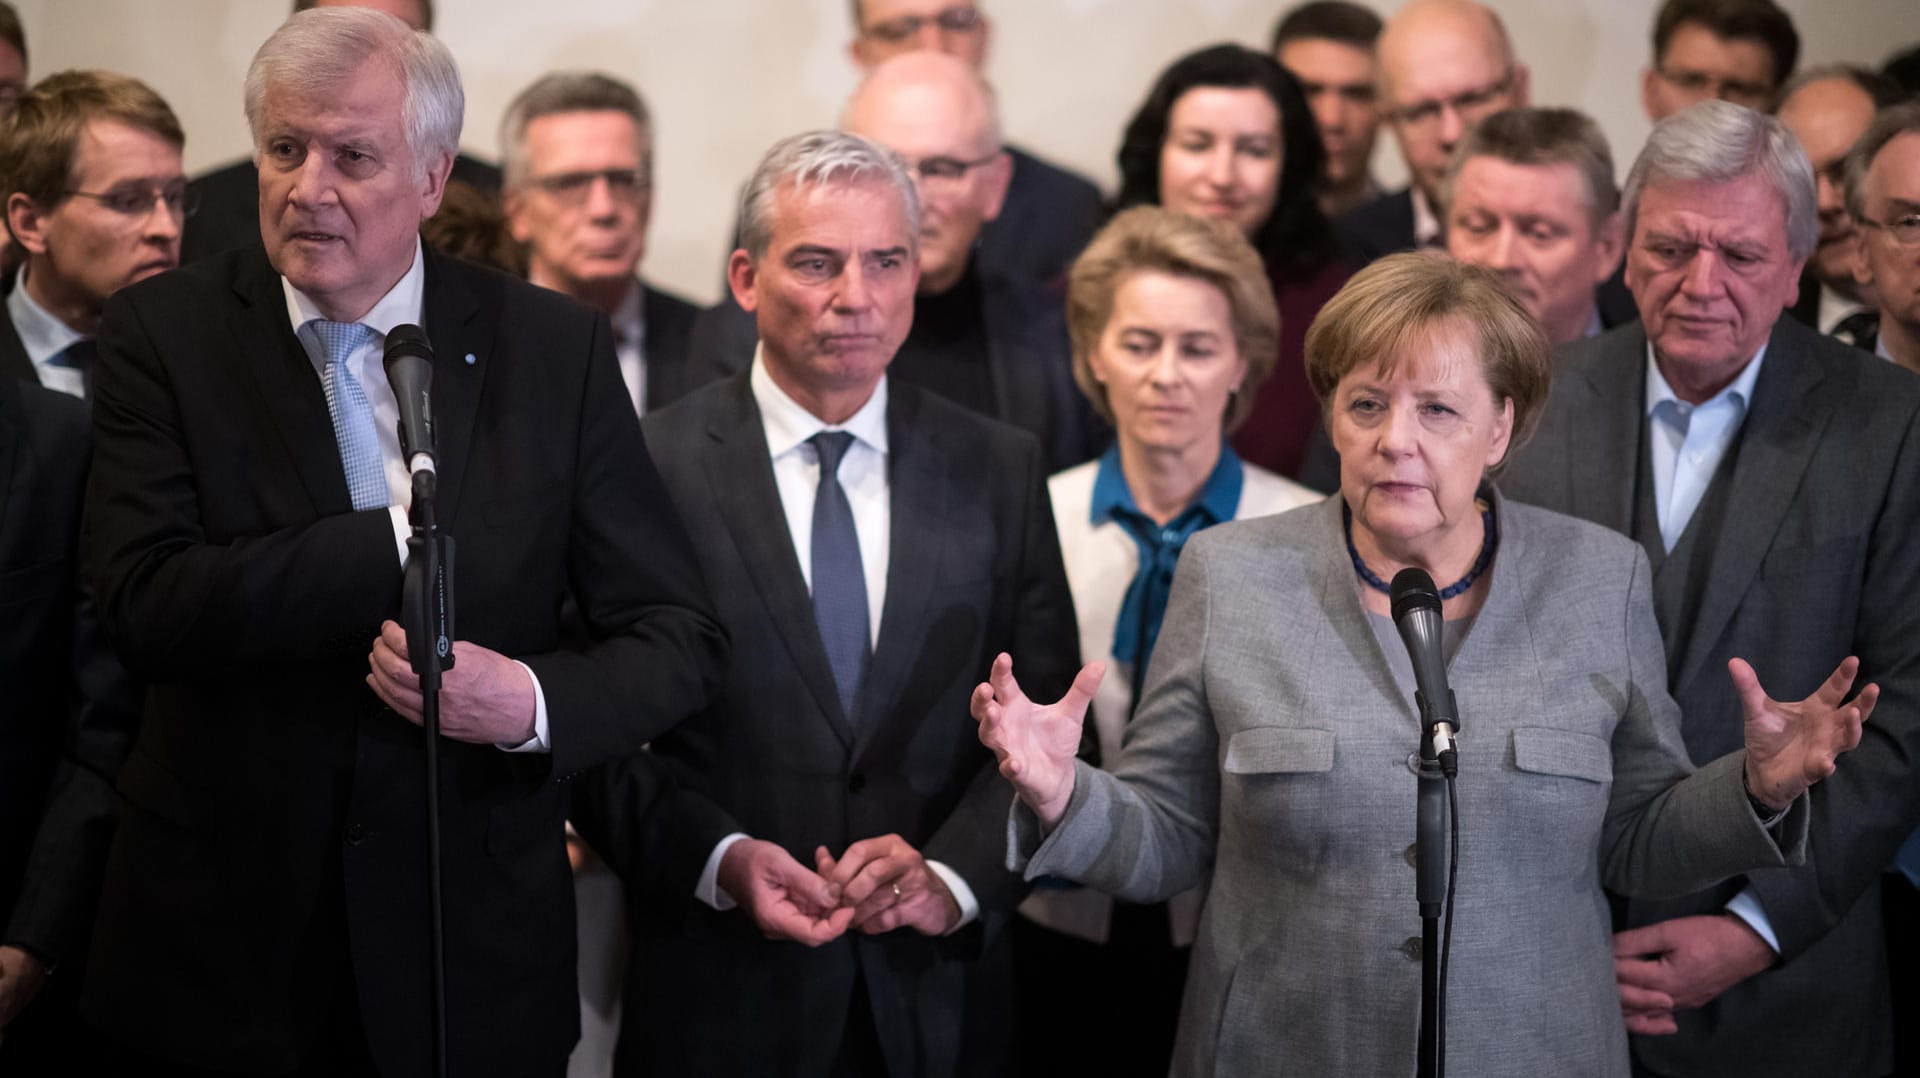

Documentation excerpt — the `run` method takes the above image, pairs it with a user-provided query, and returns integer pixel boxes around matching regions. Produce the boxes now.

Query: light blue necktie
[810,431,869,723]
[312,320,388,511]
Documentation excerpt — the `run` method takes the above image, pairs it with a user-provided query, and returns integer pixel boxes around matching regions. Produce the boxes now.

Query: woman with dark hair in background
[1114,43,1352,484]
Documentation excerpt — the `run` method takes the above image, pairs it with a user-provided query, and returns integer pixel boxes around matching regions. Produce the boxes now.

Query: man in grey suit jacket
[1502,101,1920,1077]
[571,131,1077,1077]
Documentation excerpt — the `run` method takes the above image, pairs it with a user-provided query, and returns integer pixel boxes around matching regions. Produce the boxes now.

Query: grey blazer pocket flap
[1223,727,1335,774]
[1511,727,1612,782]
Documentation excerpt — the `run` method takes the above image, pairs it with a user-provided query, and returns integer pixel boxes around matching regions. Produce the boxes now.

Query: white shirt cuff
[387,506,411,567]
[1725,886,1781,954]
[497,660,550,753]
[925,859,979,934]
[698,832,752,910]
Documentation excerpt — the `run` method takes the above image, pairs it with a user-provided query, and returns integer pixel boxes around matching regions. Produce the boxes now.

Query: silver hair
[499,72,650,189]
[737,130,921,260]
[1845,102,1920,222]
[244,7,464,182]
[1621,99,1817,261]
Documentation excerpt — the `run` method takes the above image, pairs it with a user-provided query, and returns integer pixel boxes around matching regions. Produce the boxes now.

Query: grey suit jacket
[1501,316,1920,1077]
[571,373,1079,1078]
[1016,496,1803,1077]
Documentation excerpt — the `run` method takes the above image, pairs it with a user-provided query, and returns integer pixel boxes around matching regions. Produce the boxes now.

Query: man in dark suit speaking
[80,9,725,1077]
[571,130,1078,1077]
[1502,100,1920,1078]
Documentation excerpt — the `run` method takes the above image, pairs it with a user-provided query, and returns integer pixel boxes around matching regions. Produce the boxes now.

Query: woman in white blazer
[981,253,1875,1076]
[1013,207,1320,1074]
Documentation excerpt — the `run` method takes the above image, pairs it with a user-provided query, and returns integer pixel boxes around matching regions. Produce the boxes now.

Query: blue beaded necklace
[1345,499,1499,600]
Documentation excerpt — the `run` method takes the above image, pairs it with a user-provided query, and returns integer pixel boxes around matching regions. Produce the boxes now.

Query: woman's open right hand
[971,653,1105,830]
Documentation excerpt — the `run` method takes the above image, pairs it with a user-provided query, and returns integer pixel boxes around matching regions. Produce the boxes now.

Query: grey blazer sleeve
[1015,529,1222,902]
[1600,547,1807,899]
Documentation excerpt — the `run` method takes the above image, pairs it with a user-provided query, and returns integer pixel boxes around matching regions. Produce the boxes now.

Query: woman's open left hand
[1737,655,1876,811]
[971,653,1104,830]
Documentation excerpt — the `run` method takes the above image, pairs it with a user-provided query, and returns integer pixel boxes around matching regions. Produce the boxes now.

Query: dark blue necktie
[810,431,869,722]
[49,337,97,396]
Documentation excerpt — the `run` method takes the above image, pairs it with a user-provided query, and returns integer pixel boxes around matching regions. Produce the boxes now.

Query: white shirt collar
[611,278,645,346]
[6,265,85,367]
[1877,331,1898,365]
[1816,283,1866,335]
[749,343,889,458]
[281,238,427,348]
[1644,339,1767,417]
[1412,186,1441,248]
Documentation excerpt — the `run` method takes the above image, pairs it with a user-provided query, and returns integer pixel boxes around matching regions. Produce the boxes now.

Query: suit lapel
[0,380,18,526]
[223,251,352,515]
[854,385,950,760]
[420,249,486,522]
[1310,497,1409,725]
[1670,322,1829,693]
[703,378,856,750]
[0,304,36,386]
[1568,327,1647,535]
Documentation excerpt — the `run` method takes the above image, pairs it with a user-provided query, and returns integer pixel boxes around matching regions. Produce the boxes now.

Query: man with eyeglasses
[1,70,186,398]
[501,72,696,417]
[181,0,502,265]
[1334,0,1528,264]
[1846,104,1920,377]
[847,0,1101,293]
[1641,0,1798,123]
[1775,66,1899,338]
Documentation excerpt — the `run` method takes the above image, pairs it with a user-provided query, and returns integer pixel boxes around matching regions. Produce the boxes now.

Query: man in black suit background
[180,0,502,265]
[1502,100,1920,1078]
[2,71,185,396]
[572,130,1078,1077]
[82,9,725,1076]
[499,71,697,416]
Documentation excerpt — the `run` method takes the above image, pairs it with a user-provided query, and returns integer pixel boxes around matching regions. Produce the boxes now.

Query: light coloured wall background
[10,0,1914,305]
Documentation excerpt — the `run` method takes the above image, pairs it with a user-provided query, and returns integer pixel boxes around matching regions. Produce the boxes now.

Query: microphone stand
[1415,722,1450,1078]
[402,466,455,1078]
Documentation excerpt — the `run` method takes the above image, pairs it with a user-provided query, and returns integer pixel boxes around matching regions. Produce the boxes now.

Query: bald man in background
[1334,0,1528,263]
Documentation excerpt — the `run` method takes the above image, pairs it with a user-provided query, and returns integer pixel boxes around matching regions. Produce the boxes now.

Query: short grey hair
[1845,102,1920,222]
[1622,99,1816,261]
[1444,107,1618,228]
[245,7,463,182]
[737,130,920,260]
[499,72,650,189]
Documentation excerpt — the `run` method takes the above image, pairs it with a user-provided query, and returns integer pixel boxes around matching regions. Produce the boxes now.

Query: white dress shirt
[611,279,648,417]
[695,348,979,931]
[1412,186,1442,249]
[281,239,550,753]
[6,267,88,399]
[1816,284,1866,336]
[1643,343,1780,953]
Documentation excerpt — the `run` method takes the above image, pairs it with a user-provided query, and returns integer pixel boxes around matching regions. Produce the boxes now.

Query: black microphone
[383,323,436,477]
[1390,567,1461,775]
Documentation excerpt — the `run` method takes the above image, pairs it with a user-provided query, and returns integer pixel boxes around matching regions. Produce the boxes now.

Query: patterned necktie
[810,431,869,723]
[312,320,388,510]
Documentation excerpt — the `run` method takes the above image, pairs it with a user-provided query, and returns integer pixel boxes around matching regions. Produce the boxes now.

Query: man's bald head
[1375,0,1528,206]
[841,52,1009,294]
[295,0,432,34]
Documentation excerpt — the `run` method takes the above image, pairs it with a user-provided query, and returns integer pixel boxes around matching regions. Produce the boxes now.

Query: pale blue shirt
[6,268,87,398]
[282,239,550,754]
[1644,343,1781,952]
[694,349,980,932]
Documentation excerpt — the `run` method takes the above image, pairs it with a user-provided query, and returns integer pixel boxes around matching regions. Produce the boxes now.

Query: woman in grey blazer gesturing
[972,253,1876,1077]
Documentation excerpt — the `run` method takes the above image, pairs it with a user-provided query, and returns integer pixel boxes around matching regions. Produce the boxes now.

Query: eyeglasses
[864,5,983,44]
[1651,66,1772,109]
[904,152,999,186]
[1856,211,1920,248]
[526,168,651,205]
[1384,71,1514,129]
[65,182,198,220]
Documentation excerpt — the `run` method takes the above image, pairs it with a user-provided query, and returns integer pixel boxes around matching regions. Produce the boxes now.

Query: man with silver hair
[81,9,726,1075]
[1505,99,1920,1078]
[571,129,1076,1077]
[500,71,699,416]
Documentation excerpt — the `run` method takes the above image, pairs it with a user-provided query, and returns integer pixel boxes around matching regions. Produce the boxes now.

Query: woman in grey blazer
[973,253,1876,1077]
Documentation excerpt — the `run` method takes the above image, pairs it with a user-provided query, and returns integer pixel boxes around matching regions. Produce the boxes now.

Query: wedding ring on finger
[891,882,902,901]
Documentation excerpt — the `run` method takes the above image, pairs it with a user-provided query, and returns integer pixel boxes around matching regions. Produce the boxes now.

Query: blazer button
[847,771,867,793]
[1400,936,1423,962]
[344,823,368,847]
[1404,844,1418,869]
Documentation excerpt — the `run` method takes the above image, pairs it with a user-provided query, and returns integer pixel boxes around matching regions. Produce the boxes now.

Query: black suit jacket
[570,374,1079,1078]
[683,271,1105,472]
[639,278,699,412]
[0,286,34,385]
[1334,186,1416,265]
[983,145,1102,290]
[1501,317,1920,1077]
[81,244,727,1076]
[181,154,504,265]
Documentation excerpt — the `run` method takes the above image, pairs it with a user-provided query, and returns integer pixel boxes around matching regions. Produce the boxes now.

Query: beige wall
[10,0,1913,304]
